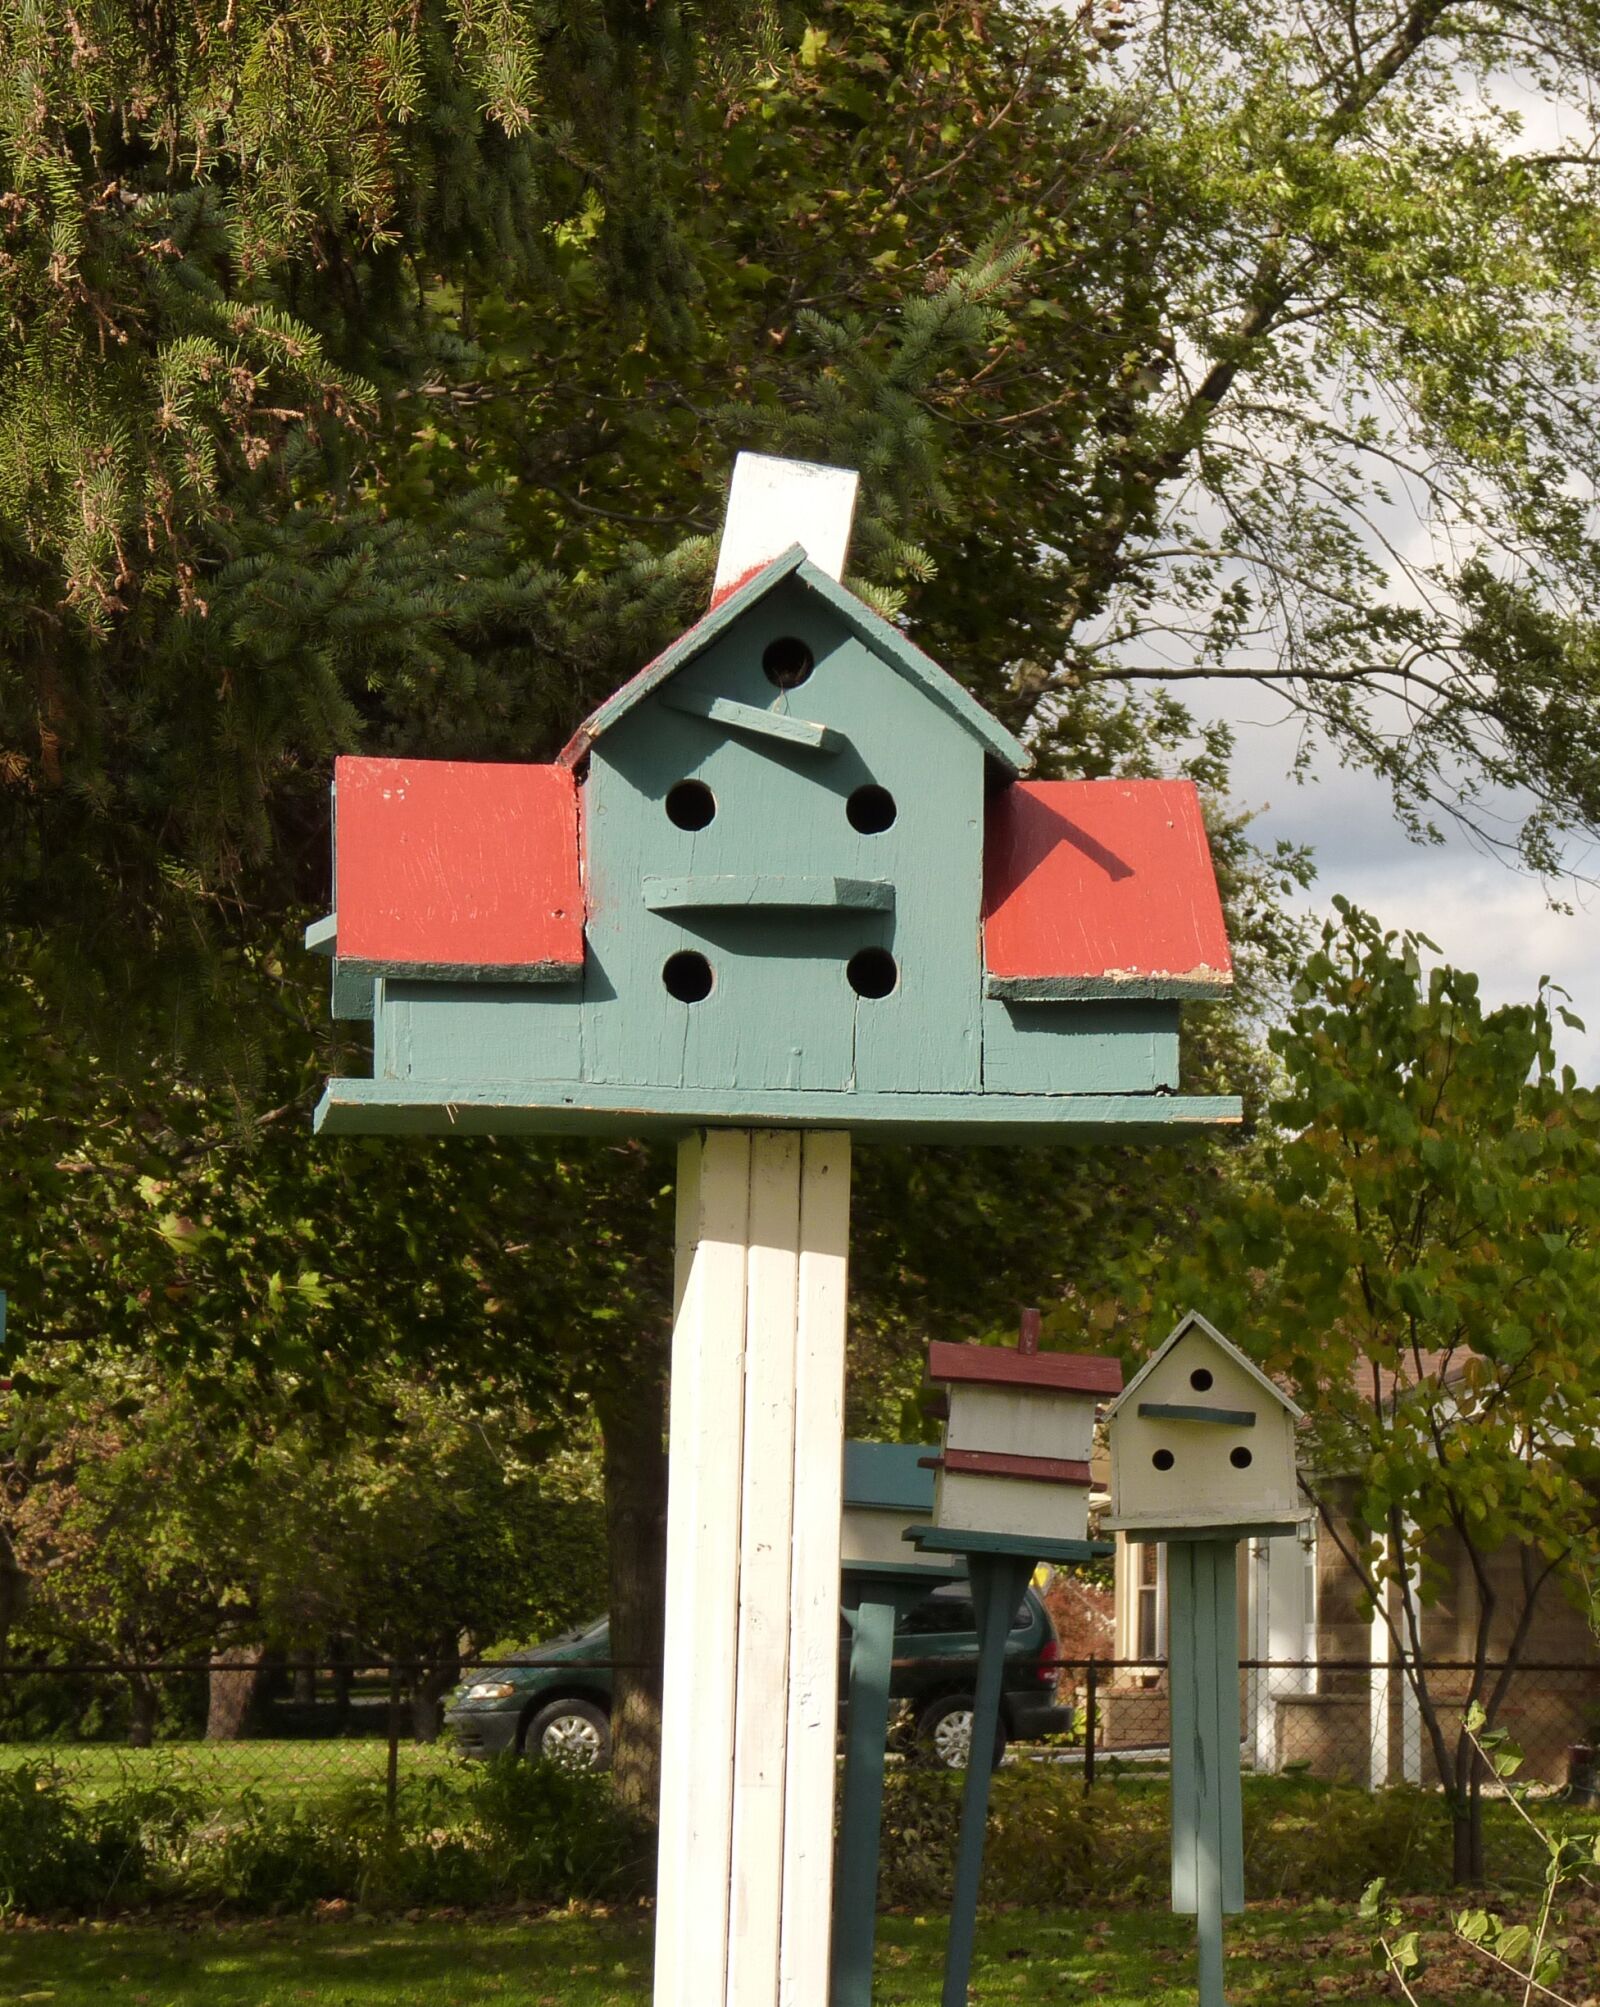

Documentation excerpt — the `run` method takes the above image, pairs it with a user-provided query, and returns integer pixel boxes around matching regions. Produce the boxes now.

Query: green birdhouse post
[307,455,1241,2007]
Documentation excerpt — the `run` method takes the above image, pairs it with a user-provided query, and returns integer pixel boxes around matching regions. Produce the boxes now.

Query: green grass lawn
[0,1739,454,1810]
[0,1905,1513,2007]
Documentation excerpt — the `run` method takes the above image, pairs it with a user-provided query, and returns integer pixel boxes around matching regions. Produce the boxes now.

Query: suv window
[899,1583,1032,1636]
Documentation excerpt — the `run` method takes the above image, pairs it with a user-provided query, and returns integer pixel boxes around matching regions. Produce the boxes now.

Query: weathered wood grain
[726,1133,802,2007]
[654,1132,750,2007]
[315,1077,1244,1139]
[779,1130,849,2007]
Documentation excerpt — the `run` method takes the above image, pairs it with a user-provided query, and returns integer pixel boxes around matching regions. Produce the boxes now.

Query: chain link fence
[2,1651,1596,1814]
[1071,1656,1600,1796]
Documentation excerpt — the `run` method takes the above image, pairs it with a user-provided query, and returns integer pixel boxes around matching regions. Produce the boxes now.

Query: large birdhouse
[1103,1310,1304,1535]
[307,456,1238,1141]
[924,1312,1123,1543]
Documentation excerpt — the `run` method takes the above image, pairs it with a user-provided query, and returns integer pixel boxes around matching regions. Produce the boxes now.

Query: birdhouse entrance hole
[665,780,717,830]
[846,784,896,834]
[663,951,714,1002]
[847,948,898,999]
[763,636,815,688]
[1190,1368,1214,1391]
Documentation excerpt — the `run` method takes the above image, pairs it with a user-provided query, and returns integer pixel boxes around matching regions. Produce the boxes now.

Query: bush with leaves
[1364,1706,1600,2004]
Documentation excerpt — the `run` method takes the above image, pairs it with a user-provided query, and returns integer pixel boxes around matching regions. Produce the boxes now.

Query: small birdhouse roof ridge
[926,1338,1123,1398]
[1105,1309,1304,1422]
[558,544,1031,775]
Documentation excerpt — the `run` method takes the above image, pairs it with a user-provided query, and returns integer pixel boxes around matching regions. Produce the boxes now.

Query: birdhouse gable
[1106,1311,1302,1426]
[559,547,1031,777]
[1104,1312,1304,1534]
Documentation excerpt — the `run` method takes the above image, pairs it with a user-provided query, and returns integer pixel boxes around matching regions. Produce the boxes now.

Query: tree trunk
[206,1644,266,1741]
[597,1352,668,1821]
[127,1677,158,1748]
[410,1639,461,1743]
[292,1651,318,1706]
[1450,1747,1487,1884]
[0,1527,28,1662]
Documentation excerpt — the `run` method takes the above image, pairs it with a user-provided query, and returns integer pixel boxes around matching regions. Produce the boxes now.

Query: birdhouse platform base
[314,1078,1241,1142]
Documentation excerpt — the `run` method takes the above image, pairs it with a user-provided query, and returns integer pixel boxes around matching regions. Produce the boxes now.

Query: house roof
[983,780,1233,1000]
[328,757,583,980]
[926,1339,1123,1398]
[1106,1310,1305,1423]
[558,546,1031,776]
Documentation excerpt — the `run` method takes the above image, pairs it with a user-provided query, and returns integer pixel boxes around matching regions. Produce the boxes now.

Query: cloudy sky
[1220,705,1600,1078]
[1213,65,1600,1078]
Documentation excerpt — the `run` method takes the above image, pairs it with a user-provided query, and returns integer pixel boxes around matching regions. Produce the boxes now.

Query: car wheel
[915,1694,1007,1772]
[525,1698,612,1772]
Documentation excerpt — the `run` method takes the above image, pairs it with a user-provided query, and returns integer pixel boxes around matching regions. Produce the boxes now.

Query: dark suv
[446,1574,1069,1772]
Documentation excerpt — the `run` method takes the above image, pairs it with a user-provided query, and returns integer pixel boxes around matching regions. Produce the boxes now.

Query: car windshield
[898,1583,1033,1636]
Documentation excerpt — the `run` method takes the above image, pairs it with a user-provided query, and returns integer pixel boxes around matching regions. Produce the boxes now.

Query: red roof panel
[334,757,583,977]
[983,780,1231,997]
[926,1341,1123,1397]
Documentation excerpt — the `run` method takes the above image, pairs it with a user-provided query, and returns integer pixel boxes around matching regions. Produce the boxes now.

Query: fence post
[1084,1656,1098,1792]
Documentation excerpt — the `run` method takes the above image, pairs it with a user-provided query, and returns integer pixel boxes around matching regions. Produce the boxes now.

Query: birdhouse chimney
[711,451,859,600]
[1018,1307,1041,1357]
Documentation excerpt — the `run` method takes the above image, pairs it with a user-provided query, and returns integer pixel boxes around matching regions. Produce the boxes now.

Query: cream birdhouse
[924,1312,1123,1543]
[1103,1310,1304,1534]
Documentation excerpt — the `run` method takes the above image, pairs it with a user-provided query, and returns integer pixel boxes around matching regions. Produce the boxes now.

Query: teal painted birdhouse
[923,1311,1124,1545]
[1103,1311,1305,1537]
[310,456,1240,1142]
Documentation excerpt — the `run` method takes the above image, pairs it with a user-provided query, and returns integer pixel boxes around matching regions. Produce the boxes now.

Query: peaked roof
[1105,1310,1304,1423]
[559,546,1030,775]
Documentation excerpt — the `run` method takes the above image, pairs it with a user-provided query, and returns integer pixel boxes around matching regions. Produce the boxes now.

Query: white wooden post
[654,1129,850,2007]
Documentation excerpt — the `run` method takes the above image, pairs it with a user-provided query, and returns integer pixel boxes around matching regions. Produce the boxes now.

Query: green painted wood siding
[980,996,1178,1094]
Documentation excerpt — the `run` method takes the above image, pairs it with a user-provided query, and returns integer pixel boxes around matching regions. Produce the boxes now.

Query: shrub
[0,1752,651,1917]
[875,1770,1591,1914]
[0,1761,172,1913]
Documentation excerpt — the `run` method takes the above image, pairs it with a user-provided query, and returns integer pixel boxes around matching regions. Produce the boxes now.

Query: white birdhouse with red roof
[1103,1311,1304,1535]
[924,1311,1124,1544]
[306,453,1238,1143]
